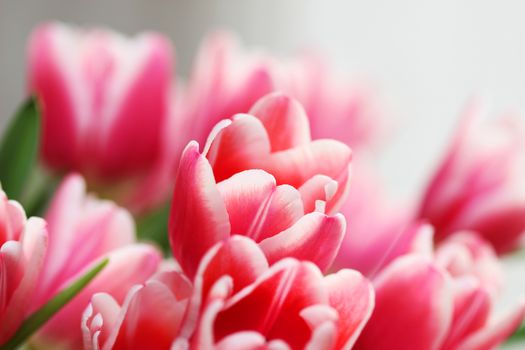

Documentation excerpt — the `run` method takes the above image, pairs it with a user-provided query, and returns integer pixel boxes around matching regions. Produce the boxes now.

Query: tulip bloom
[186,31,385,150]
[85,236,374,349]
[0,192,47,344]
[355,231,524,350]
[27,22,180,211]
[30,174,161,348]
[418,105,525,253]
[170,94,351,278]
[82,270,192,350]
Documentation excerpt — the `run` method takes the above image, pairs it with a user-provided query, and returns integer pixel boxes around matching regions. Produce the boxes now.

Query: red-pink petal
[248,93,311,151]
[355,255,454,350]
[259,213,345,272]
[169,141,231,278]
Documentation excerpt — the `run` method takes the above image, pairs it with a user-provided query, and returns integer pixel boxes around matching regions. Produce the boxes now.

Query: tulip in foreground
[30,174,161,349]
[170,94,352,278]
[355,229,525,350]
[418,104,525,253]
[27,22,180,211]
[84,236,374,350]
[0,191,47,345]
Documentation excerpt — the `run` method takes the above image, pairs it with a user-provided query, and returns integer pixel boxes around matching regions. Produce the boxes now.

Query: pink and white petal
[259,213,345,272]
[27,23,79,169]
[215,260,327,349]
[111,280,187,350]
[441,278,491,350]
[298,175,338,214]
[81,293,121,350]
[169,141,231,278]
[37,244,161,346]
[355,255,454,350]
[207,114,271,182]
[178,237,269,343]
[266,139,352,213]
[100,33,172,177]
[248,93,311,151]
[0,218,47,343]
[36,174,135,308]
[324,269,375,350]
[455,301,525,350]
[217,170,303,242]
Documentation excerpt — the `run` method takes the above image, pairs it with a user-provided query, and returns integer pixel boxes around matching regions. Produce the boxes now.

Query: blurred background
[1,0,524,340]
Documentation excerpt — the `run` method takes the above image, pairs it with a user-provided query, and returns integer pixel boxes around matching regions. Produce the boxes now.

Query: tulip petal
[455,301,525,350]
[248,93,311,151]
[324,269,375,350]
[355,255,454,350]
[169,141,231,278]
[217,170,304,242]
[259,213,345,271]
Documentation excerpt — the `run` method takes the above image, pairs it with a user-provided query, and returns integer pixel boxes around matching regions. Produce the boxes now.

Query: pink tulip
[184,31,273,146]
[170,141,346,279]
[27,22,180,211]
[177,235,374,350]
[185,31,385,151]
[83,237,373,350]
[30,174,161,348]
[271,52,387,150]
[355,230,524,350]
[82,270,192,350]
[418,104,525,253]
[332,160,413,276]
[170,94,352,278]
[0,191,47,344]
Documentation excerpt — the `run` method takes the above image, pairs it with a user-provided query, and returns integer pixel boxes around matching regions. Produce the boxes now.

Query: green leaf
[0,97,40,200]
[137,201,171,255]
[0,258,109,350]
[507,322,525,343]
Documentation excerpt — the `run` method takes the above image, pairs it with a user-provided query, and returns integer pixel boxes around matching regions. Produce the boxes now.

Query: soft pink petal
[455,301,525,350]
[169,141,231,278]
[217,170,304,242]
[248,92,311,151]
[259,213,345,272]
[324,269,375,349]
[355,255,454,350]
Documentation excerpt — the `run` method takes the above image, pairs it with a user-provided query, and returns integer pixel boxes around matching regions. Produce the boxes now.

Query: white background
[0,1,524,345]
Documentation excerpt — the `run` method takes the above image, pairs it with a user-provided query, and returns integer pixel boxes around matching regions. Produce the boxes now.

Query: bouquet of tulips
[1,22,524,350]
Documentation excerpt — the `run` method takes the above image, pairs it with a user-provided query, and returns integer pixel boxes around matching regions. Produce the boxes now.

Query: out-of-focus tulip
[173,236,374,350]
[82,270,192,350]
[0,191,47,344]
[355,230,524,350]
[30,174,161,349]
[185,31,385,151]
[332,159,413,276]
[418,105,525,253]
[27,22,180,211]
[271,52,386,151]
[184,31,273,146]
[170,94,352,278]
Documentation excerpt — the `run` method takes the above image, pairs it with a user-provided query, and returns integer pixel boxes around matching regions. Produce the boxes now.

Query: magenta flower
[418,105,525,253]
[185,31,385,151]
[30,174,161,348]
[84,236,374,350]
[355,230,525,350]
[0,191,47,344]
[169,94,352,278]
[27,22,180,211]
